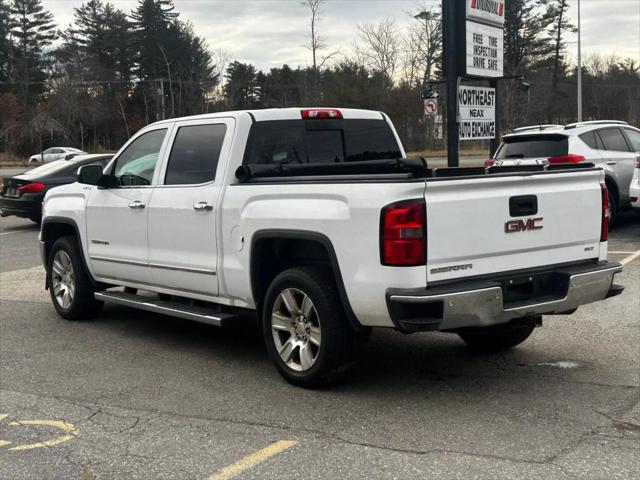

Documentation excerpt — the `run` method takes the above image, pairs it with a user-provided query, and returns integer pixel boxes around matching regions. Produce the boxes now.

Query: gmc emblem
[505,217,543,233]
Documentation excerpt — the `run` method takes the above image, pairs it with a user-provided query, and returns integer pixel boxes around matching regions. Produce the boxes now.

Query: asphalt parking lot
[1,212,639,480]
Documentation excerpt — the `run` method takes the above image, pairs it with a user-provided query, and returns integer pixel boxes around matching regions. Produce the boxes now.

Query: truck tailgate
[424,170,604,283]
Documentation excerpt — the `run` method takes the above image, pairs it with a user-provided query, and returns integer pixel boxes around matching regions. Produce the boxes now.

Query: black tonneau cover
[234,158,595,183]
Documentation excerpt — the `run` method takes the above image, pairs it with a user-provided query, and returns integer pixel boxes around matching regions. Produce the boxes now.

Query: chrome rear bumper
[387,261,623,333]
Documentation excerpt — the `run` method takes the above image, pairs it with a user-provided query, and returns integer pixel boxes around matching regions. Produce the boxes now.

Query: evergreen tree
[503,0,554,75]
[60,0,133,84]
[224,61,259,109]
[8,0,56,108]
[130,0,177,81]
[0,0,11,91]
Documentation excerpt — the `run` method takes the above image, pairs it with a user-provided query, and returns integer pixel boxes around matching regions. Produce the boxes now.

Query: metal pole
[490,79,500,157]
[577,0,582,122]
[442,0,460,167]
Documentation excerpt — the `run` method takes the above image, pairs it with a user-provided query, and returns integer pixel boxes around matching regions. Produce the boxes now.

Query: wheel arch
[41,217,98,288]
[249,230,364,331]
[604,175,619,209]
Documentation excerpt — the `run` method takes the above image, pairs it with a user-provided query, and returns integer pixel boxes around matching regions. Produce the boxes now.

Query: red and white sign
[467,0,505,27]
[424,99,438,115]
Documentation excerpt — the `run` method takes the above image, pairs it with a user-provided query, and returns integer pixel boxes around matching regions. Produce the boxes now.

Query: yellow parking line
[7,420,78,451]
[206,440,297,480]
[620,250,640,267]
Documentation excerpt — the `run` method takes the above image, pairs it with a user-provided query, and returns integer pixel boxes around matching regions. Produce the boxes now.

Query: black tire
[29,215,41,225]
[47,236,103,320]
[262,266,360,388]
[458,322,535,351]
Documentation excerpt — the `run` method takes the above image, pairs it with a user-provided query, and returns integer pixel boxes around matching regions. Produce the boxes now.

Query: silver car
[29,147,86,163]
[492,121,640,223]
[630,158,639,209]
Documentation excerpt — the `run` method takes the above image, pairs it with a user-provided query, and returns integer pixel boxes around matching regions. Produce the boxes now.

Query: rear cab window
[496,134,568,160]
[243,118,402,166]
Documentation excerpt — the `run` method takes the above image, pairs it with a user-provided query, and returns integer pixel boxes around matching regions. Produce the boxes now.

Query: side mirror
[76,164,105,186]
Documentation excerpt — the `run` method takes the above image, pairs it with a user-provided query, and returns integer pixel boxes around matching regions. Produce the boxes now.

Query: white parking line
[0,229,38,237]
[620,250,640,267]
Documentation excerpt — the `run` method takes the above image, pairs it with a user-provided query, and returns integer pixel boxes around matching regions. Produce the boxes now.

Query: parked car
[29,147,86,163]
[631,157,640,209]
[489,121,640,224]
[40,108,623,387]
[1,154,112,223]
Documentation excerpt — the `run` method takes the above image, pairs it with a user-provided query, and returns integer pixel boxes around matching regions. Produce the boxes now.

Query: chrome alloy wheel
[271,288,321,372]
[51,251,75,309]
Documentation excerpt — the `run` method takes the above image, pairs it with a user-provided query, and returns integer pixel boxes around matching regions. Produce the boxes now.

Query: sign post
[442,0,465,167]
[440,0,506,163]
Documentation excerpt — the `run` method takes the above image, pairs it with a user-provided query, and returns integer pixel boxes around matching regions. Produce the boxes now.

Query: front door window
[112,129,168,186]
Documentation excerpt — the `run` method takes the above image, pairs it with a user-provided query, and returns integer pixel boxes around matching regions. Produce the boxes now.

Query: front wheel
[48,236,103,320]
[457,322,535,351]
[262,267,360,388]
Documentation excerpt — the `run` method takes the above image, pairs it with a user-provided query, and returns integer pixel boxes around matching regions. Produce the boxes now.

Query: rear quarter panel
[220,181,427,327]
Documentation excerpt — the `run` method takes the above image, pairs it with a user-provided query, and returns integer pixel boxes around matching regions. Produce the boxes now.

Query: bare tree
[356,19,401,89]
[300,0,336,71]
[405,2,442,87]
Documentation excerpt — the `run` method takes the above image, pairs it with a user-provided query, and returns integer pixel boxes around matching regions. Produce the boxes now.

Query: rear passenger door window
[623,129,640,152]
[164,124,227,185]
[597,128,630,152]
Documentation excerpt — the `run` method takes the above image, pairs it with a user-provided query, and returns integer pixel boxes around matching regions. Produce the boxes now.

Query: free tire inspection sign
[465,0,505,78]
[458,86,496,140]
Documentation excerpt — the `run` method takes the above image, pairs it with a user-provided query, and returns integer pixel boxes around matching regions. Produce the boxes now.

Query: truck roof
[149,107,386,127]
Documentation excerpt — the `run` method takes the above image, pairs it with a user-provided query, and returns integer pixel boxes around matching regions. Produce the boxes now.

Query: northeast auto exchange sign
[459,86,496,140]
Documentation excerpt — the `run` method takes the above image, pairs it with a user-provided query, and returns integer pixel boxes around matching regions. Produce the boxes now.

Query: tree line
[0,0,638,156]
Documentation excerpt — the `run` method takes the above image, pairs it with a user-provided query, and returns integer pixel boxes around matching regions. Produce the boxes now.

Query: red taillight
[635,156,640,168]
[301,108,343,119]
[18,182,46,194]
[484,159,496,167]
[547,154,585,164]
[381,199,426,266]
[600,184,609,242]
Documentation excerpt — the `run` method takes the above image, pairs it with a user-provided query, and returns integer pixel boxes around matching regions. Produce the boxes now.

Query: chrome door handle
[606,161,617,166]
[193,202,213,211]
[128,201,145,209]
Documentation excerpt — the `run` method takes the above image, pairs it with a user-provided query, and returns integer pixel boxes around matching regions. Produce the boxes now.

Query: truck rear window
[243,119,402,166]
[496,135,568,159]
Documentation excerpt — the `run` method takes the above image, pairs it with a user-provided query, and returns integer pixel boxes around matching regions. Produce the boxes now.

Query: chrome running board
[95,291,239,327]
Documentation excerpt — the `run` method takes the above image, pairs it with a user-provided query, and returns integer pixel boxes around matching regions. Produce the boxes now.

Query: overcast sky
[44,0,640,71]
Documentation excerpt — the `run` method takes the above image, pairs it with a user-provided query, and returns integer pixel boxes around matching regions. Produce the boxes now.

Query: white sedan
[29,147,86,163]
[631,157,639,209]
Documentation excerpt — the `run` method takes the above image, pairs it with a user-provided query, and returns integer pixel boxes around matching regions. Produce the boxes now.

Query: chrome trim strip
[390,286,500,303]
[94,292,223,327]
[90,256,216,275]
[90,256,147,267]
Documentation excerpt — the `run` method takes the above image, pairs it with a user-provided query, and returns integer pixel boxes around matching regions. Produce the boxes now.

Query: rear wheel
[458,322,535,351]
[48,236,103,320]
[262,267,360,388]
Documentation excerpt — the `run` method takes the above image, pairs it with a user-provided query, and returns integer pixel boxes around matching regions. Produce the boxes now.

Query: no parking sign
[424,99,438,115]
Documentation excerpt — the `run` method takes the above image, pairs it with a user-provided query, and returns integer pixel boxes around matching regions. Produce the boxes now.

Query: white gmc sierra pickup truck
[40,107,624,387]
